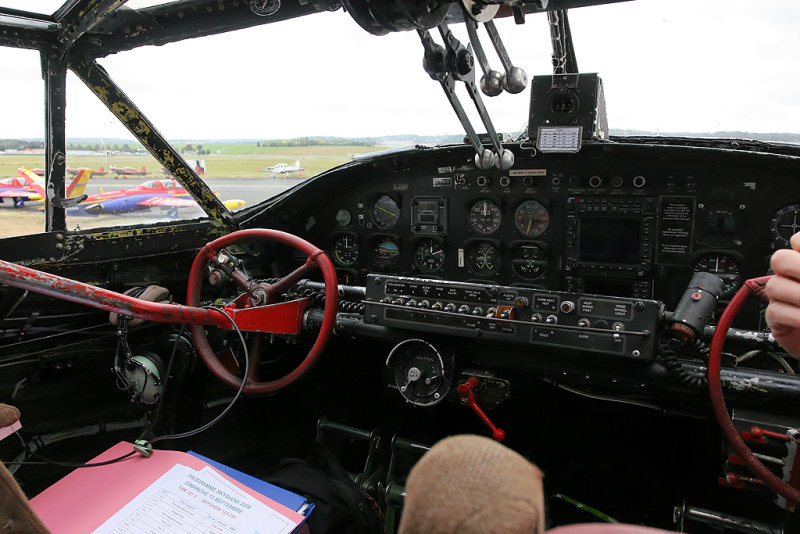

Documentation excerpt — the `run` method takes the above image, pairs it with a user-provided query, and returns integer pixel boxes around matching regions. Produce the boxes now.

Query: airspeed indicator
[333,235,358,266]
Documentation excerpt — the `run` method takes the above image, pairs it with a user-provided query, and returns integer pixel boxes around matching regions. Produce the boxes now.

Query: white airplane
[259,160,305,177]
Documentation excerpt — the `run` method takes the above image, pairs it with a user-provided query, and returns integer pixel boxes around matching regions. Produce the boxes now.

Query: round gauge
[336,209,352,227]
[769,205,800,248]
[373,195,400,229]
[514,200,550,237]
[467,241,501,276]
[374,237,400,264]
[469,200,502,234]
[414,238,446,273]
[692,252,742,297]
[512,244,547,280]
[333,234,358,266]
[386,339,450,406]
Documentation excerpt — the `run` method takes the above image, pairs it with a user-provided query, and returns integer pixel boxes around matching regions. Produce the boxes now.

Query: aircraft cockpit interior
[1,0,800,532]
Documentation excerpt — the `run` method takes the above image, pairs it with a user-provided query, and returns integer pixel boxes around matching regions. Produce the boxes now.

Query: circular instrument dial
[467,241,500,276]
[769,205,800,248]
[512,243,547,279]
[514,200,549,237]
[333,234,358,266]
[374,237,400,264]
[468,200,502,234]
[386,339,450,406]
[373,195,400,229]
[692,253,741,297]
[336,209,352,227]
[414,238,446,273]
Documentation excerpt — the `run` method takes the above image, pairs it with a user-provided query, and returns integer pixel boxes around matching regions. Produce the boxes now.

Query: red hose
[708,274,800,506]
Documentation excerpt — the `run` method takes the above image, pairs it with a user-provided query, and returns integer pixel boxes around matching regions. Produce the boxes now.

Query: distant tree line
[0,139,44,151]
[66,142,144,152]
[257,137,375,147]
[181,144,210,155]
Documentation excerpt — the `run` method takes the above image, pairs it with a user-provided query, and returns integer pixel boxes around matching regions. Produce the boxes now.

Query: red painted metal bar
[0,258,230,328]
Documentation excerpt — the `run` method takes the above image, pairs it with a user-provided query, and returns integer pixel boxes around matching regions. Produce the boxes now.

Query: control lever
[484,21,528,94]
[464,18,503,97]
[418,25,514,170]
[457,376,506,441]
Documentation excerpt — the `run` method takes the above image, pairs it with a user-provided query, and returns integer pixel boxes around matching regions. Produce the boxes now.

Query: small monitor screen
[579,218,641,264]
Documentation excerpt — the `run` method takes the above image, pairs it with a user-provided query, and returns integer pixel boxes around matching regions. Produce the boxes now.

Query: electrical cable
[146,306,249,446]
[5,308,247,469]
[138,323,188,441]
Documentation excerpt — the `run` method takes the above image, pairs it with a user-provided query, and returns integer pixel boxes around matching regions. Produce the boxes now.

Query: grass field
[0,144,386,179]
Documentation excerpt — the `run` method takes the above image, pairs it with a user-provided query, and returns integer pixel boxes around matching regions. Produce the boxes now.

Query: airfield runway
[83,175,306,209]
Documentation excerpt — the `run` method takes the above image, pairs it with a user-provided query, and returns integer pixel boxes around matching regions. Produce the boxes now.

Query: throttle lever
[485,20,528,94]
[464,18,503,97]
[419,29,493,169]
[437,22,514,170]
[458,376,506,441]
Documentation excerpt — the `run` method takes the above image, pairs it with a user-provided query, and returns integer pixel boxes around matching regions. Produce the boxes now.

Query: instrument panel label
[578,297,632,319]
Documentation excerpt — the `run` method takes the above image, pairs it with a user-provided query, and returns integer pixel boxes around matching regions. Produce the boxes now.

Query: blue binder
[188,451,314,527]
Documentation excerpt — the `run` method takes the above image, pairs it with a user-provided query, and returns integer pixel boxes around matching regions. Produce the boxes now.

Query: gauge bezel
[513,199,550,238]
[466,239,502,277]
[413,237,446,273]
[691,250,743,298]
[468,199,503,235]
[385,339,450,407]
[511,240,548,280]
[372,194,401,230]
[769,204,800,248]
[373,235,402,265]
[332,232,359,266]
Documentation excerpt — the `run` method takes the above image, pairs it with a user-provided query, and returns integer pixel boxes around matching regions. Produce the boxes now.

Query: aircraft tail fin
[17,167,39,183]
[66,169,92,198]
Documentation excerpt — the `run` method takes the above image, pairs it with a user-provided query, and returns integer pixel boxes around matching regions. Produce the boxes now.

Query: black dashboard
[261,139,799,332]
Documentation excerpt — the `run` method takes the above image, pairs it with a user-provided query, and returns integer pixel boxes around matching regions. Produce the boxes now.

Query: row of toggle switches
[379,297,517,319]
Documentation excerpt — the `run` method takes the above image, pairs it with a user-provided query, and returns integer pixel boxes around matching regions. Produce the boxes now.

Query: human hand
[765,232,800,358]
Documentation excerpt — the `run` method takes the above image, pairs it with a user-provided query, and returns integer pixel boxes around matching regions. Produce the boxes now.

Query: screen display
[579,218,641,264]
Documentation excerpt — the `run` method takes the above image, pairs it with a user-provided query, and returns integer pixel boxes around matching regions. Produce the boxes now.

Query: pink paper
[29,441,303,533]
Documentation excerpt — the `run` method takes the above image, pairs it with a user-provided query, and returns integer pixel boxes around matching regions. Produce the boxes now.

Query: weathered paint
[69,58,234,226]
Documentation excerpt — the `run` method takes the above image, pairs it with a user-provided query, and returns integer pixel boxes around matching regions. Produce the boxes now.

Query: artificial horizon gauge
[467,241,501,276]
[414,238,446,273]
[373,194,400,229]
[514,199,550,237]
[333,234,358,266]
[374,237,400,264]
[512,243,547,279]
[468,199,502,234]
[386,339,450,406]
[692,252,741,297]
[769,204,800,248]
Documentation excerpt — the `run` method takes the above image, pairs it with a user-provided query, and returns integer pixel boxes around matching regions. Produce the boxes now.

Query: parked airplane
[67,166,108,177]
[0,168,91,208]
[259,159,304,177]
[110,165,148,177]
[68,177,243,216]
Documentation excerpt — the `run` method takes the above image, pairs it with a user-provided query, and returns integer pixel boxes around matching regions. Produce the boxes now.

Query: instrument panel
[300,141,799,319]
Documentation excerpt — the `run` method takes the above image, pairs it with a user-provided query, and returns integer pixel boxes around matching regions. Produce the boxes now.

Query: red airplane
[0,167,91,208]
[110,165,148,178]
[67,166,108,177]
[69,178,243,216]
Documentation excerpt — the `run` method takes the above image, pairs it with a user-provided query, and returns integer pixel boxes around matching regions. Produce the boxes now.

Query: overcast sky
[1,0,798,141]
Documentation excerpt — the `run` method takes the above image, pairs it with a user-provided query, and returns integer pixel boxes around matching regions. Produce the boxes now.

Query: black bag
[264,445,384,534]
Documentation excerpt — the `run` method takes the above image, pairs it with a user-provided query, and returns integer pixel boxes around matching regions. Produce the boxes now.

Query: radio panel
[364,275,663,360]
